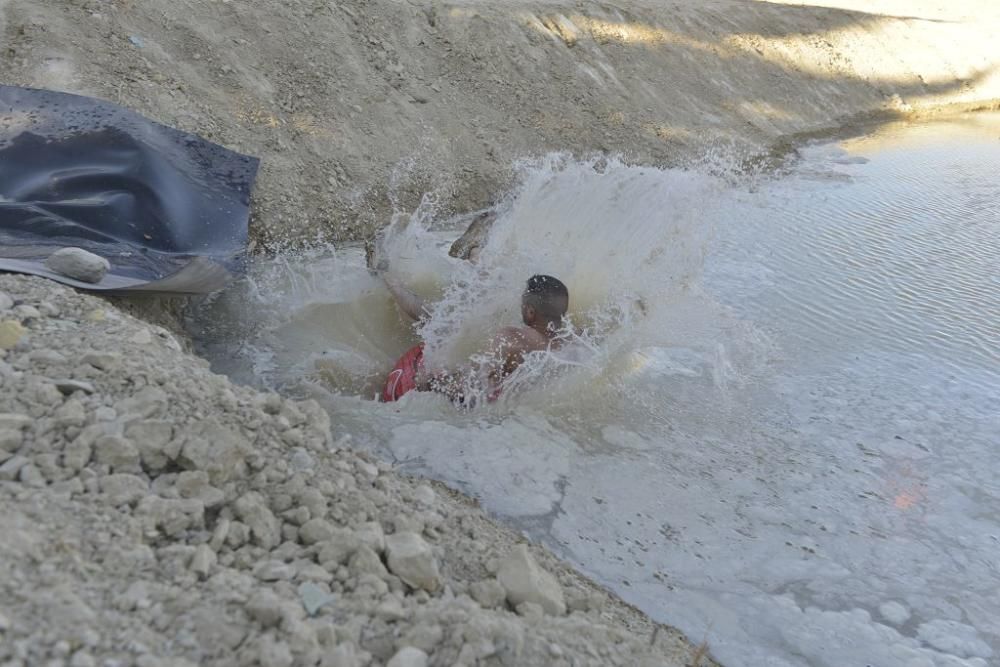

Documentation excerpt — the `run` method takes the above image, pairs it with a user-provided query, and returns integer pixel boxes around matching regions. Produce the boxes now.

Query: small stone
[45,247,110,283]
[18,462,45,487]
[298,581,335,616]
[385,532,440,592]
[0,429,24,453]
[178,419,246,483]
[0,320,25,350]
[126,420,176,470]
[299,518,336,545]
[13,304,41,320]
[210,518,230,551]
[515,601,544,620]
[54,399,88,428]
[321,643,362,667]
[101,474,148,506]
[256,636,293,667]
[317,530,361,567]
[254,560,295,581]
[37,301,59,317]
[80,351,121,371]
[0,455,29,481]
[496,544,566,616]
[94,435,140,472]
[348,545,388,578]
[246,591,284,628]
[355,521,386,553]
[0,292,12,310]
[412,485,436,506]
[289,448,314,471]
[94,406,117,422]
[387,647,428,667]
[29,349,68,365]
[190,544,216,578]
[234,492,281,549]
[469,579,506,609]
[0,413,31,431]
[55,379,96,395]
[70,651,96,667]
[375,597,407,622]
[130,328,154,345]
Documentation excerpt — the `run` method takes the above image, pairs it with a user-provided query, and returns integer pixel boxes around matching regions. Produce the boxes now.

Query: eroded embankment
[2,0,998,245]
[0,273,713,667]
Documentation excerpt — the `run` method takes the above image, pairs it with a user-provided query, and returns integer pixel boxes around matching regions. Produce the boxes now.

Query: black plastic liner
[0,85,259,293]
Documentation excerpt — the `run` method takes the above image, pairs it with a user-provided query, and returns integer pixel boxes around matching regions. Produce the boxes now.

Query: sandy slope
[2,0,997,246]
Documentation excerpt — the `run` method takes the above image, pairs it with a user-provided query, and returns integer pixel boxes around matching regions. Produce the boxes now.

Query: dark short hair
[523,274,569,323]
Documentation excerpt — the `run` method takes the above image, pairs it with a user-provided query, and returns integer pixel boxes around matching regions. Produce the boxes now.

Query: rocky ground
[0,273,711,667]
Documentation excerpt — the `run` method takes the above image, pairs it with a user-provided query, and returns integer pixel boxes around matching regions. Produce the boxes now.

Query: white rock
[246,591,284,627]
[412,485,436,506]
[45,247,110,283]
[254,560,295,581]
[18,463,45,487]
[496,544,566,616]
[94,435,140,472]
[348,545,388,578]
[189,544,216,578]
[0,429,24,453]
[289,447,314,471]
[69,651,96,667]
[317,530,361,567]
[385,532,440,592]
[233,492,281,549]
[178,419,246,483]
[469,579,506,609]
[0,455,29,481]
[0,291,11,310]
[0,413,31,431]
[387,647,428,667]
[126,420,176,471]
[355,521,386,553]
[298,581,335,616]
[101,474,148,506]
[878,601,911,626]
[55,379,96,395]
[299,518,336,545]
[321,643,362,667]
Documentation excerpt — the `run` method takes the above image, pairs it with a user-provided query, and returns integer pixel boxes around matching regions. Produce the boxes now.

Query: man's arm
[382,274,429,321]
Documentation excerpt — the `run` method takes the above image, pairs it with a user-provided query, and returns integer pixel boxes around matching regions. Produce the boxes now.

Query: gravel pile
[0,274,708,667]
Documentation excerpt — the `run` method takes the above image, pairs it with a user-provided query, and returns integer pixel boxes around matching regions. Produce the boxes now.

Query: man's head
[521,274,569,330]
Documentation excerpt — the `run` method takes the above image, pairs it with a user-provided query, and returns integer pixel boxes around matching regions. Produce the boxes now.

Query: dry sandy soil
[2,0,998,247]
[1,1,999,666]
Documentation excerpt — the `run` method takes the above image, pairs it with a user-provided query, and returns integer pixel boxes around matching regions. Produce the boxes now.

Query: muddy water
[190,114,1000,667]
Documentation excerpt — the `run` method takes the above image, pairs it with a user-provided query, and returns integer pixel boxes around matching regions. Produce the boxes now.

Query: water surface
[190,113,1000,667]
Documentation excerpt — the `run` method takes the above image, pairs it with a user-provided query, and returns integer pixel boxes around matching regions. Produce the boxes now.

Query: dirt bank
[0,273,715,667]
[2,0,998,246]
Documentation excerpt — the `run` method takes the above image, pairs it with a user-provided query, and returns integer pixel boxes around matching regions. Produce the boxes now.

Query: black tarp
[0,85,259,293]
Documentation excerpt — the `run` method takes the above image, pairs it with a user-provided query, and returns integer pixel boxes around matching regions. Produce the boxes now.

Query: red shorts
[381,343,425,402]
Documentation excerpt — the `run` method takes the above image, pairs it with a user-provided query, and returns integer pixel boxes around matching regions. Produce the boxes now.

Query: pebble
[0,455,29,480]
[299,518,336,545]
[254,560,295,581]
[44,247,110,283]
[0,320,25,349]
[55,379,96,395]
[0,429,24,453]
[13,304,41,320]
[100,474,149,506]
[387,647,428,667]
[0,413,31,431]
[496,544,566,616]
[189,544,217,578]
[298,581,336,616]
[0,291,12,310]
[385,532,441,592]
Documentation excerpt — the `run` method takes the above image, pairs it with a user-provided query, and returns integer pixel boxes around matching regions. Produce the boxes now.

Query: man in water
[380,273,570,404]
